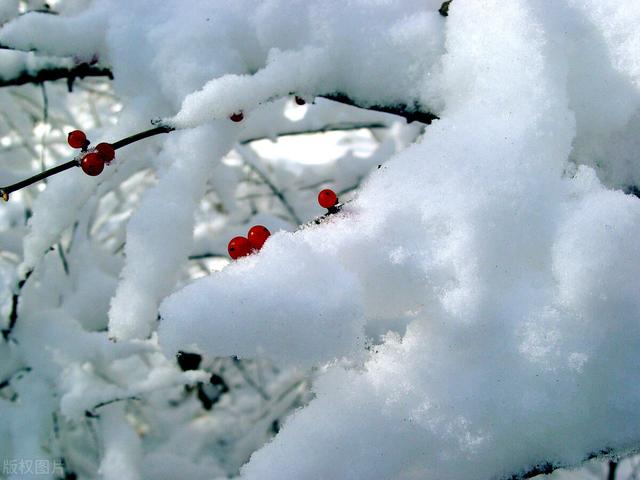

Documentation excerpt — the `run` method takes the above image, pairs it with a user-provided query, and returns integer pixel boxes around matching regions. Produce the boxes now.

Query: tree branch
[321,93,438,124]
[240,122,387,144]
[2,269,32,341]
[0,63,113,89]
[237,145,303,225]
[439,0,453,17]
[505,447,637,479]
[0,59,439,124]
[0,125,173,200]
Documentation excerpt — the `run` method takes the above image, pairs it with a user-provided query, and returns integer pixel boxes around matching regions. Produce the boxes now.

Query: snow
[99,404,142,480]
[159,226,366,367]
[108,123,237,340]
[0,10,105,62]
[156,0,640,478]
[0,0,639,478]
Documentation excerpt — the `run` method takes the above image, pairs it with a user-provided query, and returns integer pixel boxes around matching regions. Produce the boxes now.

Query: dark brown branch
[239,147,302,225]
[505,447,638,480]
[112,125,174,149]
[85,396,141,418]
[439,0,453,17]
[320,93,439,125]
[240,122,387,144]
[0,367,31,389]
[607,460,617,480]
[0,63,113,89]
[2,270,32,341]
[0,160,78,200]
[0,59,438,124]
[188,252,226,261]
[0,126,173,200]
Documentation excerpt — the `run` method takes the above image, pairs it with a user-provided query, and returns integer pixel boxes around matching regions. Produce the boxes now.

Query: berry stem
[0,125,175,200]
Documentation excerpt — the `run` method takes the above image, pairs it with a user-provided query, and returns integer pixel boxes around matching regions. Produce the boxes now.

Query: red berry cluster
[228,225,271,260]
[67,130,116,177]
[226,189,340,260]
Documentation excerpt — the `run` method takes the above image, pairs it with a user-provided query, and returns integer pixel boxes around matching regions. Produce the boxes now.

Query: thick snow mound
[159,0,640,478]
[160,227,365,368]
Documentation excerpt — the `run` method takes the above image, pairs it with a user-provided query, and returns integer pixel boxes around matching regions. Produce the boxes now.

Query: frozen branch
[505,448,637,480]
[0,125,173,200]
[0,60,438,124]
[439,0,453,17]
[321,93,439,124]
[0,62,113,89]
[240,121,387,144]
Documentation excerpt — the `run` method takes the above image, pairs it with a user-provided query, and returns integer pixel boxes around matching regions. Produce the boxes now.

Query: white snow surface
[1,0,640,478]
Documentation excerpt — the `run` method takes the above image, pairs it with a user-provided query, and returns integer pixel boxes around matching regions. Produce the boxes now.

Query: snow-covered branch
[0,60,112,88]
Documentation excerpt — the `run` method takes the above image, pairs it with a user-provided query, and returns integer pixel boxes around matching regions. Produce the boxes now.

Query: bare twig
[240,122,387,145]
[321,93,438,125]
[0,63,113,89]
[0,125,173,200]
[0,58,438,123]
[231,356,270,401]
[2,269,33,341]
[0,367,31,390]
[505,448,638,480]
[0,159,78,200]
[238,146,302,224]
[85,396,141,418]
[608,460,618,480]
[439,0,453,17]
[188,252,226,261]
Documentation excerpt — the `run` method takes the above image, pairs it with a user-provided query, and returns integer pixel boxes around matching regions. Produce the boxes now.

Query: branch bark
[439,0,453,17]
[0,62,439,124]
[321,93,439,124]
[0,63,113,89]
[505,448,637,479]
[240,122,387,144]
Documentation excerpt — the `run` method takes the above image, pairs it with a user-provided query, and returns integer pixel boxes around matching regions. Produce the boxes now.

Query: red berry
[227,236,252,259]
[248,225,271,250]
[294,96,306,106]
[318,189,338,209]
[68,130,87,149]
[229,112,244,122]
[95,142,115,163]
[80,152,105,176]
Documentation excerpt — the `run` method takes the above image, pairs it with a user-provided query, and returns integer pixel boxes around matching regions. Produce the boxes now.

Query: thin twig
[188,252,226,261]
[608,460,618,480]
[0,58,438,123]
[85,396,141,418]
[0,125,173,200]
[439,0,453,16]
[240,122,387,144]
[0,63,113,89]
[321,93,439,124]
[39,83,49,177]
[231,357,270,401]
[111,125,173,149]
[2,269,33,341]
[505,448,638,480]
[0,366,31,390]
[238,146,302,224]
[57,243,69,275]
[0,159,79,200]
